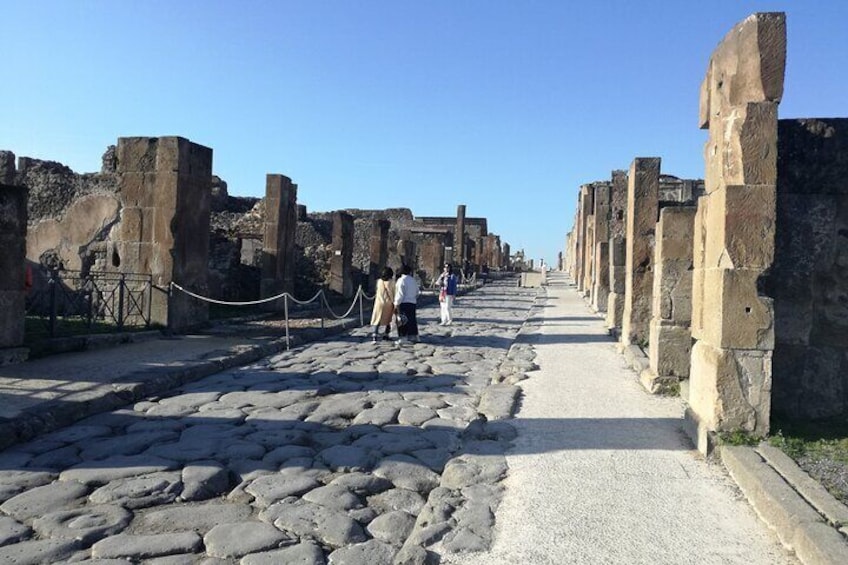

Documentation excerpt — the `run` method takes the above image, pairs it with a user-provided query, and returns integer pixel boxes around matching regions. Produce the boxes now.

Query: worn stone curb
[720,445,848,565]
[0,318,361,452]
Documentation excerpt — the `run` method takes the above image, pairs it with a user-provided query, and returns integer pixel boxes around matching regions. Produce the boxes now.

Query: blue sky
[3,1,847,266]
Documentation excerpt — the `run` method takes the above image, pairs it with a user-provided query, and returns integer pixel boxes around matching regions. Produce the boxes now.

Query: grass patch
[768,418,848,463]
[718,430,760,446]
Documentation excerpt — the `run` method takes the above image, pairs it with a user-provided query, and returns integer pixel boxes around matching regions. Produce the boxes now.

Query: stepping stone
[203,521,294,558]
[32,504,132,545]
[241,540,326,565]
[91,532,201,560]
[1,480,89,521]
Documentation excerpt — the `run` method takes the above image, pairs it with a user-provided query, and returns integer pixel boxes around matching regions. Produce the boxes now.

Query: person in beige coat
[370,267,396,342]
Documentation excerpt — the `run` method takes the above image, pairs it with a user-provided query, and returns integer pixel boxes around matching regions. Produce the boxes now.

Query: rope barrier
[170,283,288,306]
[321,287,364,320]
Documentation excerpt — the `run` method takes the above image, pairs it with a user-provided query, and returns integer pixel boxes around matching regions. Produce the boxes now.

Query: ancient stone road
[0,278,539,564]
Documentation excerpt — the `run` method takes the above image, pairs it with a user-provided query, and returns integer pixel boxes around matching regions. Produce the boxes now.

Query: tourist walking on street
[436,263,458,325]
[370,267,395,342]
[394,263,420,344]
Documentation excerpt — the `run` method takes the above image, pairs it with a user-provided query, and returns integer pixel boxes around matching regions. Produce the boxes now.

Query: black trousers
[397,302,418,337]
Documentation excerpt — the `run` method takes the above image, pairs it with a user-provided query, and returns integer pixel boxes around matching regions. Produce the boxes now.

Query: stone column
[591,182,611,311]
[0,184,27,350]
[368,219,390,292]
[329,211,354,298]
[455,205,466,265]
[115,136,212,331]
[606,170,628,327]
[687,12,785,452]
[260,174,297,309]
[644,207,696,394]
[583,215,594,297]
[621,157,660,347]
[503,243,511,269]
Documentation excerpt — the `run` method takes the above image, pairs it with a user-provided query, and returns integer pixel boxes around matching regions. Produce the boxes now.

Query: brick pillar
[621,157,660,347]
[583,215,595,297]
[455,204,466,265]
[688,12,785,452]
[503,243,511,269]
[606,170,628,328]
[261,174,297,308]
[644,207,696,393]
[115,136,212,331]
[329,211,354,298]
[368,219,390,292]
[0,184,27,349]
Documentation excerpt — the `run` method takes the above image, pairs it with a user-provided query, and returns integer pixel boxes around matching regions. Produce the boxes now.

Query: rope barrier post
[320,291,325,336]
[283,294,290,350]
[358,286,364,326]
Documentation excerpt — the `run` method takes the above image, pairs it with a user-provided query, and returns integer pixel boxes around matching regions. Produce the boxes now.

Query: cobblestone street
[0,278,540,564]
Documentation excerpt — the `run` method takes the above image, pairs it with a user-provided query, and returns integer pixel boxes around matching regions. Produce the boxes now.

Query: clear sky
[3,1,847,266]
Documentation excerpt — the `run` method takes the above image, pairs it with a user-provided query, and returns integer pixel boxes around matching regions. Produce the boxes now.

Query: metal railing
[26,270,154,338]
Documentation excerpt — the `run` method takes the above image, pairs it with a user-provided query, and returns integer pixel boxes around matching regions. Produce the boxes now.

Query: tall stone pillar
[368,219,390,291]
[621,157,660,347]
[115,136,212,331]
[329,211,354,298]
[591,182,611,310]
[582,215,595,297]
[0,184,27,350]
[396,230,416,273]
[503,243,511,269]
[606,170,628,327]
[644,207,696,394]
[455,204,466,265]
[576,185,594,293]
[260,174,297,309]
[687,12,785,452]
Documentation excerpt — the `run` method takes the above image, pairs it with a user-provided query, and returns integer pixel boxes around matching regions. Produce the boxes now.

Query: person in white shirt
[394,264,420,344]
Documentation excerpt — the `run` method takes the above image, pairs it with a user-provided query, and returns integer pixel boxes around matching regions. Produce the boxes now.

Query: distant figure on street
[370,267,395,342]
[394,263,420,345]
[436,263,459,325]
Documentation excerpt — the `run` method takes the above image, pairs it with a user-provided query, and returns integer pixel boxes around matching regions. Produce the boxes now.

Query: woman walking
[436,263,458,325]
[394,264,420,345]
[370,267,395,342]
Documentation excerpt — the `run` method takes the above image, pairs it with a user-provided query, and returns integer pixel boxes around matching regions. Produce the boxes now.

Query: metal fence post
[117,273,126,330]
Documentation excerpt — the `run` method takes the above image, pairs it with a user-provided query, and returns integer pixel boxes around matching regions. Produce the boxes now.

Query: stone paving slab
[0,276,540,563]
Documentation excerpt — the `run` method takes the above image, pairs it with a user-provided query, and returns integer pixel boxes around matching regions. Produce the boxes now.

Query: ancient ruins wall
[644,207,696,393]
[0,184,27,349]
[768,118,848,420]
[687,13,785,451]
[621,157,660,347]
[114,136,213,330]
[260,174,297,308]
[329,211,354,298]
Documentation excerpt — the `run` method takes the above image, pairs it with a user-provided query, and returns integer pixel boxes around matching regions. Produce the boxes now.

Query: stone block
[648,320,691,379]
[699,268,774,350]
[688,341,771,437]
[117,137,158,173]
[702,184,775,270]
[606,292,624,330]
